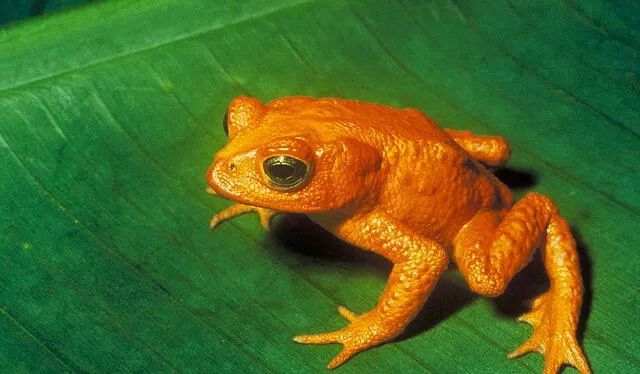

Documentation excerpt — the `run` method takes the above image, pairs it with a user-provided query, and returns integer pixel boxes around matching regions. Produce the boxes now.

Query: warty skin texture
[205,96,590,373]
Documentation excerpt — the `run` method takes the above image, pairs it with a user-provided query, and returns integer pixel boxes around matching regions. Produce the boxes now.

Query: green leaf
[1,0,638,372]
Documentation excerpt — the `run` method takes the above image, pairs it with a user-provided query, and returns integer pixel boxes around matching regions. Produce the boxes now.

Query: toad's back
[267,97,512,245]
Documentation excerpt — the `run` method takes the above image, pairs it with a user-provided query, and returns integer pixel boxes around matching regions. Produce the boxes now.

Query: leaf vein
[0,305,78,373]
[0,0,319,93]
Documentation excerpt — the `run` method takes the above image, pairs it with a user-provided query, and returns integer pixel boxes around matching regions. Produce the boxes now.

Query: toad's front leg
[294,213,449,368]
[206,187,277,230]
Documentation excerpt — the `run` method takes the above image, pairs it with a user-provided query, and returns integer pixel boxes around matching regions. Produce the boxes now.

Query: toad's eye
[263,155,311,190]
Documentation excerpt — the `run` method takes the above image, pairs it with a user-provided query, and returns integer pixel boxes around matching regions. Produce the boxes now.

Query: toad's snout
[205,152,256,201]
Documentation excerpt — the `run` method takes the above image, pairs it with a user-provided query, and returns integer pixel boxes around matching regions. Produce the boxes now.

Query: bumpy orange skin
[206,96,590,373]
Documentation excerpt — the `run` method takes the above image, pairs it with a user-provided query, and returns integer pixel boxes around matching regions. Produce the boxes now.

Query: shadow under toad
[494,167,538,190]
[268,213,391,270]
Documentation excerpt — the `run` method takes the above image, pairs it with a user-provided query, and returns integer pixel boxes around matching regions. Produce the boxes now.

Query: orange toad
[206,96,590,373]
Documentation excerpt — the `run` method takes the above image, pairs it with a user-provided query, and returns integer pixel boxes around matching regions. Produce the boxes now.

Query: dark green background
[0,0,98,26]
[1,0,638,373]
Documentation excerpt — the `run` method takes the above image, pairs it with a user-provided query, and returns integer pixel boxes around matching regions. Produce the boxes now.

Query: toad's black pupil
[269,164,295,180]
[263,155,310,190]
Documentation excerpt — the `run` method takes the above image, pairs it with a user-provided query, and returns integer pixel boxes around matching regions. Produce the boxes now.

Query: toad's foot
[293,306,394,369]
[509,292,591,374]
[209,202,277,230]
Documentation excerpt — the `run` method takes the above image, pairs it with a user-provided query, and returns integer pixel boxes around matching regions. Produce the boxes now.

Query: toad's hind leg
[452,193,590,374]
[444,129,511,168]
